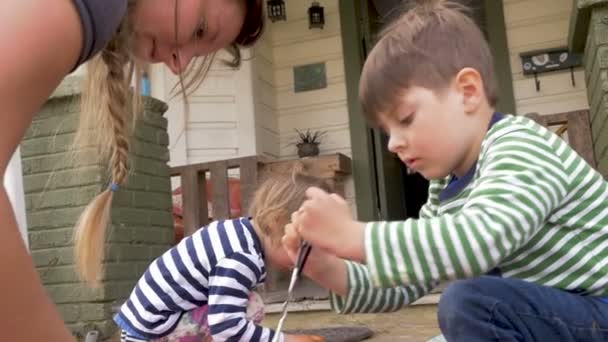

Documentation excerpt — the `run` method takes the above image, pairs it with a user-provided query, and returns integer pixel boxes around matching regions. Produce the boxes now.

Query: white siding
[253,22,280,158]
[150,49,257,167]
[152,0,354,203]
[503,0,589,115]
[263,0,351,159]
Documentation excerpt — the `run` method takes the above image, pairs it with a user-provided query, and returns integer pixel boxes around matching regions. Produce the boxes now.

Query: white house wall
[259,0,351,160]
[150,49,257,168]
[503,0,589,115]
[253,25,280,159]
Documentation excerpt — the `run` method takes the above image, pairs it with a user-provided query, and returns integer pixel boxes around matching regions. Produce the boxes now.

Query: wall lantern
[267,0,286,22]
[308,1,325,29]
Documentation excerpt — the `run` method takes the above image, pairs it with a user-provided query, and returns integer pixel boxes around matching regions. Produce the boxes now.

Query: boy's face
[378,84,484,180]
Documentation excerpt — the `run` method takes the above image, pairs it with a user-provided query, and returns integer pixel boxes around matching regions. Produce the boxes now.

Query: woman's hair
[248,166,334,246]
[73,0,264,286]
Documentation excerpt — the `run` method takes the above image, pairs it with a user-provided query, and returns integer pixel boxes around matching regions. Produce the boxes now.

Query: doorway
[343,0,515,221]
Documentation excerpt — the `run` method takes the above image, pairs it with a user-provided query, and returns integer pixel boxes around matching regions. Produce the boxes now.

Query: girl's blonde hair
[248,166,333,246]
[73,0,264,286]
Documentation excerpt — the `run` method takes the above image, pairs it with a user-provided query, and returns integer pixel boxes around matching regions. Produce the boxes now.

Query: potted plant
[294,128,326,158]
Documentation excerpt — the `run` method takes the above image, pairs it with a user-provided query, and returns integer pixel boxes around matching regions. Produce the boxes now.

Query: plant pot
[297,142,320,158]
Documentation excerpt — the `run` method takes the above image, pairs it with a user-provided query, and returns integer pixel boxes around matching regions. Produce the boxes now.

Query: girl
[1,1,262,340]
[116,171,327,342]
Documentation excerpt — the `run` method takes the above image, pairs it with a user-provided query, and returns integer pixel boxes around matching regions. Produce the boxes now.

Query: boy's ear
[454,67,484,114]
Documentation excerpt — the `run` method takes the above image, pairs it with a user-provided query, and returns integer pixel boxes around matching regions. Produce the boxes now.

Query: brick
[132,191,172,210]
[103,280,139,301]
[21,133,77,158]
[131,139,170,162]
[24,114,78,139]
[26,185,100,211]
[130,155,169,177]
[46,283,104,304]
[132,125,157,143]
[57,303,81,323]
[142,109,168,129]
[103,263,142,281]
[23,167,103,194]
[34,98,79,120]
[136,262,151,276]
[59,303,113,324]
[148,210,175,227]
[80,303,114,322]
[157,130,170,146]
[109,226,173,245]
[106,244,151,262]
[111,190,134,207]
[27,207,84,230]
[107,225,135,244]
[147,175,172,193]
[29,228,74,250]
[112,208,151,225]
[31,247,74,267]
[38,264,79,284]
[22,151,99,174]
[149,245,171,259]
[123,174,148,191]
[131,226,174,245]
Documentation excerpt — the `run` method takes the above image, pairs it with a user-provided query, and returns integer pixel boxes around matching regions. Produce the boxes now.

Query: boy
[283,1,608,340]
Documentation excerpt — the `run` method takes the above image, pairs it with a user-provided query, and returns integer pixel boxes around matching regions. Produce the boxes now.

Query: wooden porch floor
[264,304,440,341]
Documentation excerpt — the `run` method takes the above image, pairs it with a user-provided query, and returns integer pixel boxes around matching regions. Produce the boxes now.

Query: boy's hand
[283,224,349,296]
[285,334,324,342]
[282,223,331,277]
[291,187,366,263]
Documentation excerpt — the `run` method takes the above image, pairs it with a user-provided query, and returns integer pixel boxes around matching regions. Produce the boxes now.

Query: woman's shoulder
[71,0,127,67]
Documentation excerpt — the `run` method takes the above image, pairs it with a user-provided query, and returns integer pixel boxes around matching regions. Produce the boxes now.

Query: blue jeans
[438,276,608,341]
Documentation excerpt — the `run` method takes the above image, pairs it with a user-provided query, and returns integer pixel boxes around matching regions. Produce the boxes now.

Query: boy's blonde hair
[360,0,498,123]
[73,0,264,286]
[248,167,333,245]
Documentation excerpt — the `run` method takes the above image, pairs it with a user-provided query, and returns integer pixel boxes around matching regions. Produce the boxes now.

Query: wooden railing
[171,154,352,236]
[526,110,597,169]
[170,154,352,302]
[170,156,260,237]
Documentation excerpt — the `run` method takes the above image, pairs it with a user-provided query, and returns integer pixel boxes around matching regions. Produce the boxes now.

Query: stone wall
[21,78,174,340]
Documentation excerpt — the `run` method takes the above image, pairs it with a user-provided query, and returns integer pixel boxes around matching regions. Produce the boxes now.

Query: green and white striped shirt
[331,114,608,314]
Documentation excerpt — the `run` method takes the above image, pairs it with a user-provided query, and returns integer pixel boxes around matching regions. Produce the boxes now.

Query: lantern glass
[267,0,286,22]
[308,1,325,29]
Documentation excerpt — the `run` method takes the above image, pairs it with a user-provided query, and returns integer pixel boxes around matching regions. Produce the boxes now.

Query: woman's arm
[0,0,82,340]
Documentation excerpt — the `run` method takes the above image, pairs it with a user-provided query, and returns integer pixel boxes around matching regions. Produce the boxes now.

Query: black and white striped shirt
[115,217,283,341]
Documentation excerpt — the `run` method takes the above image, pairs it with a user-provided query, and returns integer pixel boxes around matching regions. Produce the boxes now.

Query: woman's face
[131,0,247,74]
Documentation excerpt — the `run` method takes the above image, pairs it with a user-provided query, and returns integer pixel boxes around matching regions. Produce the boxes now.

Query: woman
[0,0,262,340]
